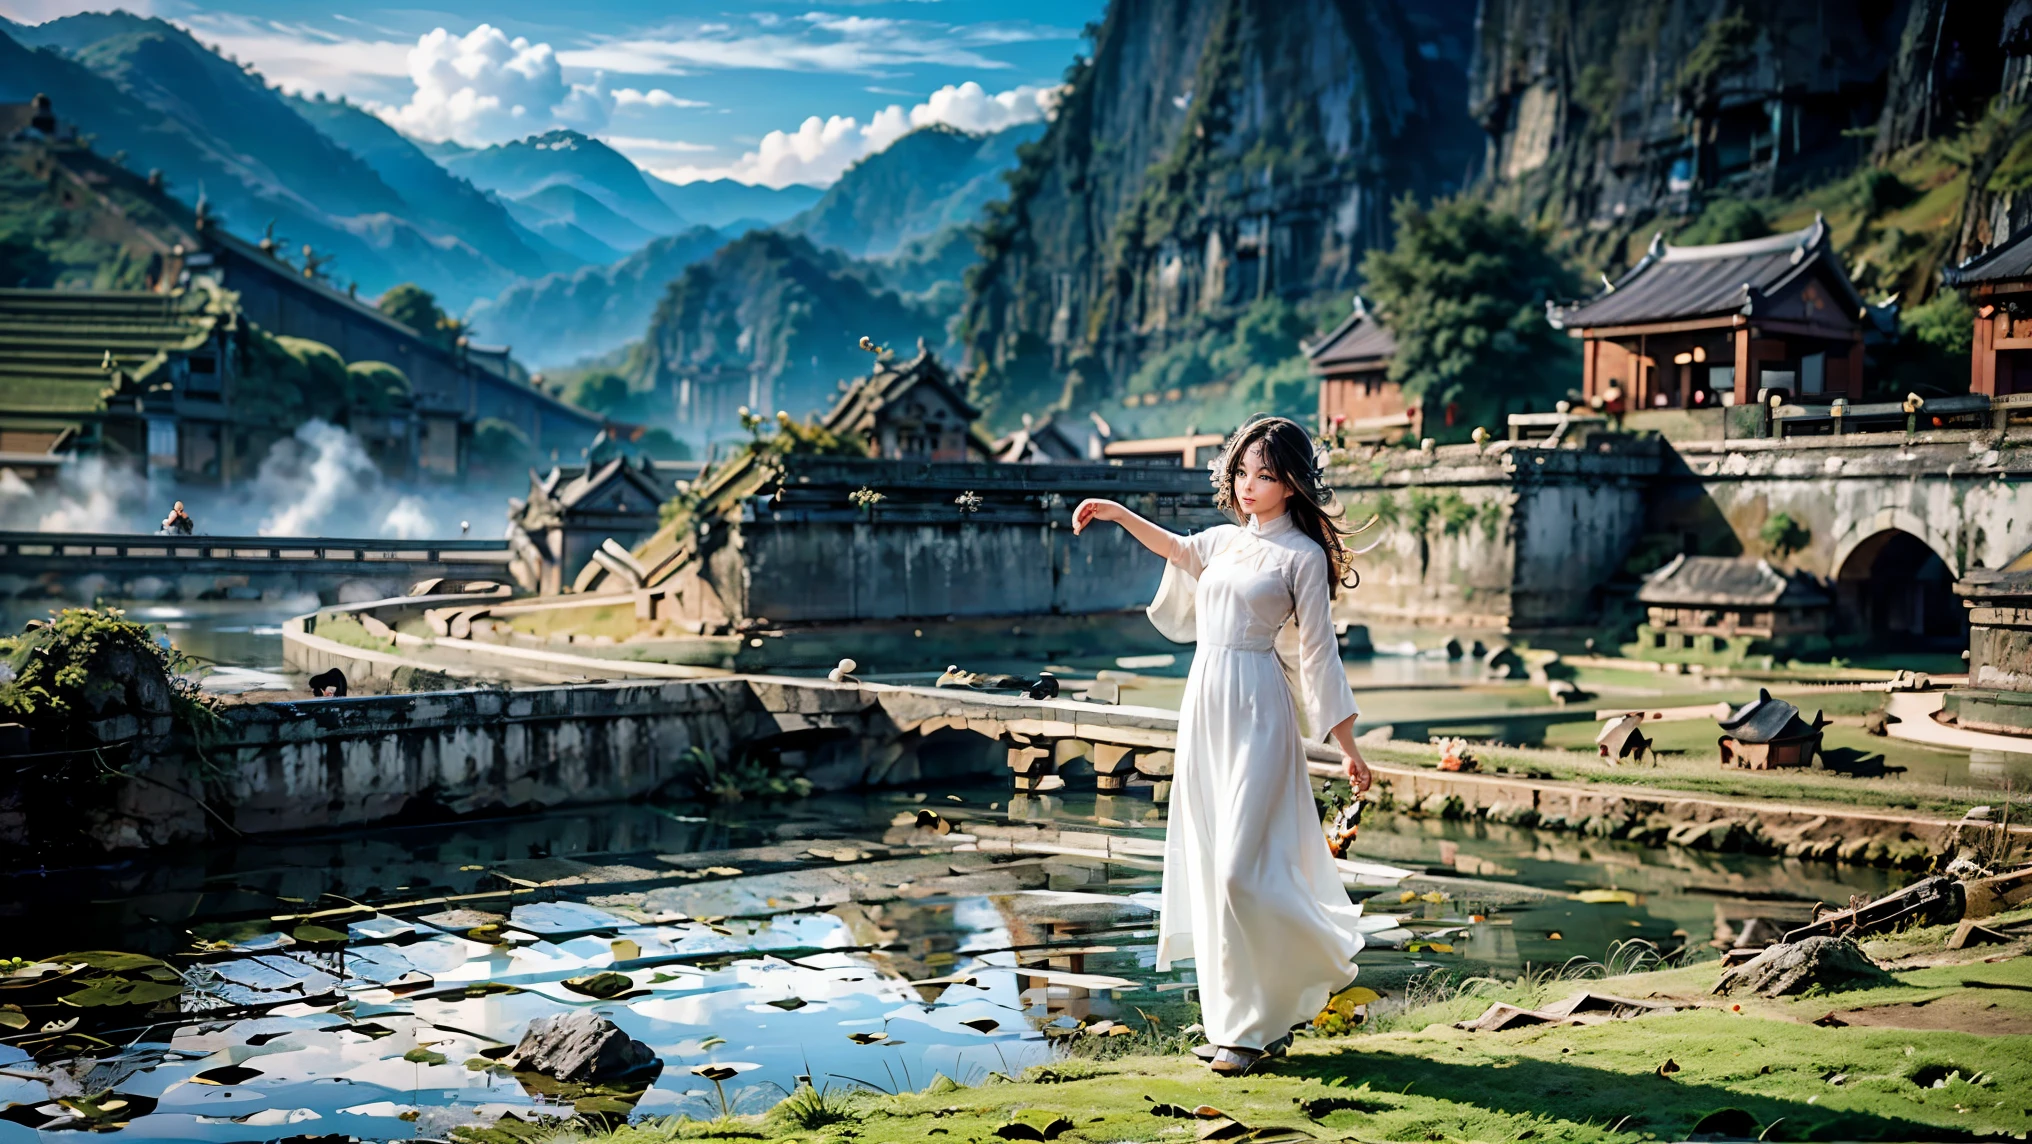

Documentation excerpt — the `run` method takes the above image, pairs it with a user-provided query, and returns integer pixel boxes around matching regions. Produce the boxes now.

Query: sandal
[1208,1046,1262,1076]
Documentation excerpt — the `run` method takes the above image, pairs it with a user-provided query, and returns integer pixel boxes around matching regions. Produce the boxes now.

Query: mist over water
[0,420,517,539]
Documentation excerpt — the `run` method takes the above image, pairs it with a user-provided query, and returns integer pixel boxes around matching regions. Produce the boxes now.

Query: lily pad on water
[402,1047,448,1065]
[691,1065,740,1082]
[0,1005,26,1029]
[58,977,185,1008]
[847,1031,888,1044]
[292,925,350,944]
[766,997,808,1010]
[51,952,168,973]
[561,972,633,999]
[960,1018,1000,1033]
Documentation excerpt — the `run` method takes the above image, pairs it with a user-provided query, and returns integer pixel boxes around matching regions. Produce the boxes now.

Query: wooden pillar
[1975,303,1997,397]
[1847,334,1866,400]
[1732,325,1753,406]
[1582,335,1598,401]
[1636,333,1649,408]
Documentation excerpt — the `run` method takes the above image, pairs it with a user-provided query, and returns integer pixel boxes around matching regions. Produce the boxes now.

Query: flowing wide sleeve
[1169,524,1236,578]
[1148,525,1235,644]
[1289,543,1359,742]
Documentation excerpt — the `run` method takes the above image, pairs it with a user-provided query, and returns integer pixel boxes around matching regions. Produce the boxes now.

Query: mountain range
[470,122,1035,375]
[435,129,820,250]
[0,12,827,315]
[0,7,1041,445]
[782,122,1042,258]
[0,12,573,308]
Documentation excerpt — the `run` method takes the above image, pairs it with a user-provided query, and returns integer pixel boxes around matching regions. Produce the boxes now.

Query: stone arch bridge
[1326,426,2032,640]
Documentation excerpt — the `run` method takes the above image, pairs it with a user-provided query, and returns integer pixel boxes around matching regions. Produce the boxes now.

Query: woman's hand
[1342,748,1372,794]
[1071,498,1124,536]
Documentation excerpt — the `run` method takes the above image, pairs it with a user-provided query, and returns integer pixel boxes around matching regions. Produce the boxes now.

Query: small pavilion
[1306,297,1413,439]
[1940,227,2032,396]
[1548,217,1867,409]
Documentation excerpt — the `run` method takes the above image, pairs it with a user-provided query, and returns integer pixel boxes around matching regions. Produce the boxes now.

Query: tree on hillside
[1674,198,1771,245]
[1359,197,1580,438]
[378,283,464,350]
[562,371,636,416]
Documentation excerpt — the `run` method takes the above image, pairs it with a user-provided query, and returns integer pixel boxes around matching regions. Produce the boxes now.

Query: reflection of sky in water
[0,785,1905,1142]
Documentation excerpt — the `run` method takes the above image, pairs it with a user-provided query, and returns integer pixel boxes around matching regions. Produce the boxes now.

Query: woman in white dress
[1072,416,1376,1076]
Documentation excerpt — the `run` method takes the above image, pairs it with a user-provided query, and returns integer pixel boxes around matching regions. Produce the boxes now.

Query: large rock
[514,1012,658,1082]
[1712,937,1895,998]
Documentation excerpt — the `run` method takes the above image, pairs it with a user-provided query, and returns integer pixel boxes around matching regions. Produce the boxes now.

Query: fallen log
[1782,876,1962,943]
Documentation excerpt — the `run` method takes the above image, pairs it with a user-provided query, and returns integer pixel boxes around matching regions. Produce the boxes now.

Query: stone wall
[1325,437,1660,631]
[677,456,1228,627]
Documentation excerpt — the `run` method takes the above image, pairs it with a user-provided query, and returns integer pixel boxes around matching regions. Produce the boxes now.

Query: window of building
[1707,365,1735,393]
[1800,352,1825,395]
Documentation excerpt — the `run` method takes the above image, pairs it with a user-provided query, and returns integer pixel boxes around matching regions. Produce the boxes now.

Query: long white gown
[1155,512,1384,1050]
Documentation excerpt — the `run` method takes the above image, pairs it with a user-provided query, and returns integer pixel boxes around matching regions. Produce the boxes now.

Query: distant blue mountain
[650,178,821,230]
[0,12,574,307]
[783,122,1043,257]
[466,226,729,369]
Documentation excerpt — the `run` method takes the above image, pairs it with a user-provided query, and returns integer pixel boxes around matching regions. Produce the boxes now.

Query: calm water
[0,781,1902,1142]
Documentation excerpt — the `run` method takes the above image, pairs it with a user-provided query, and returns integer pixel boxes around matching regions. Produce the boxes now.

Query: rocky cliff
[958,0,1480,425]
[1471,0,1909,264]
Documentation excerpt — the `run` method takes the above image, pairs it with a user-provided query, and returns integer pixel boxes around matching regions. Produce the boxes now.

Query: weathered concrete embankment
[28,661,2028,870]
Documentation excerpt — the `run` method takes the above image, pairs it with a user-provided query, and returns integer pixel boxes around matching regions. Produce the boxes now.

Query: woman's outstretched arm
[1071,498,1184,561]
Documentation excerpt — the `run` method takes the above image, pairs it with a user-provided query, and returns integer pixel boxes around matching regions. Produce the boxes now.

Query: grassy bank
[504,913,2032,1144]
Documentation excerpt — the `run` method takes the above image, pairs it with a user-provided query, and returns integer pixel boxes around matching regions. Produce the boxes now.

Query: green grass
[523,932,2032,1144]
[310,612,403,655]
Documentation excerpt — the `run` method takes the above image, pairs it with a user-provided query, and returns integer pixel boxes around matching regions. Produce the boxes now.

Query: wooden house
[1637,555,1830,653]
[821,345,991,462]
[1549,217,1867,409]
[1941,228,2032,396]
[1307,297,1413,439]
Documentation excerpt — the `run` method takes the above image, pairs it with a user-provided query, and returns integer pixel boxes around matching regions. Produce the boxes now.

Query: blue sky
[0,0,1105,185]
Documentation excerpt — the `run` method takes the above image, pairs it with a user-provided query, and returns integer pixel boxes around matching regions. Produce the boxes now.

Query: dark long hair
[1210,416,1359,597]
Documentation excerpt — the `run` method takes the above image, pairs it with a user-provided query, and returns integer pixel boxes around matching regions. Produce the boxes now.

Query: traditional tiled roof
[1719,688,1819,744]
[554,456,668,513]
[994,415,1085,462]
[1550,217,1865,330]
[1941,223,2032,287]
[1637,554,1831,608]
[0,286,224,415]
[1306,298,1396,372]
[821,345,980,438]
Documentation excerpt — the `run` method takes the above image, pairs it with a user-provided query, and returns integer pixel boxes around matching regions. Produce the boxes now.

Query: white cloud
[656,81,1059,188]
[555,14,1073,77]
[614,88,708,109]
[174,11,411,97]
[370,24,627,145]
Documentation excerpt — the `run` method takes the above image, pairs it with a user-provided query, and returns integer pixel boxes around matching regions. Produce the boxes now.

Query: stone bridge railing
[0,531,513,605]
